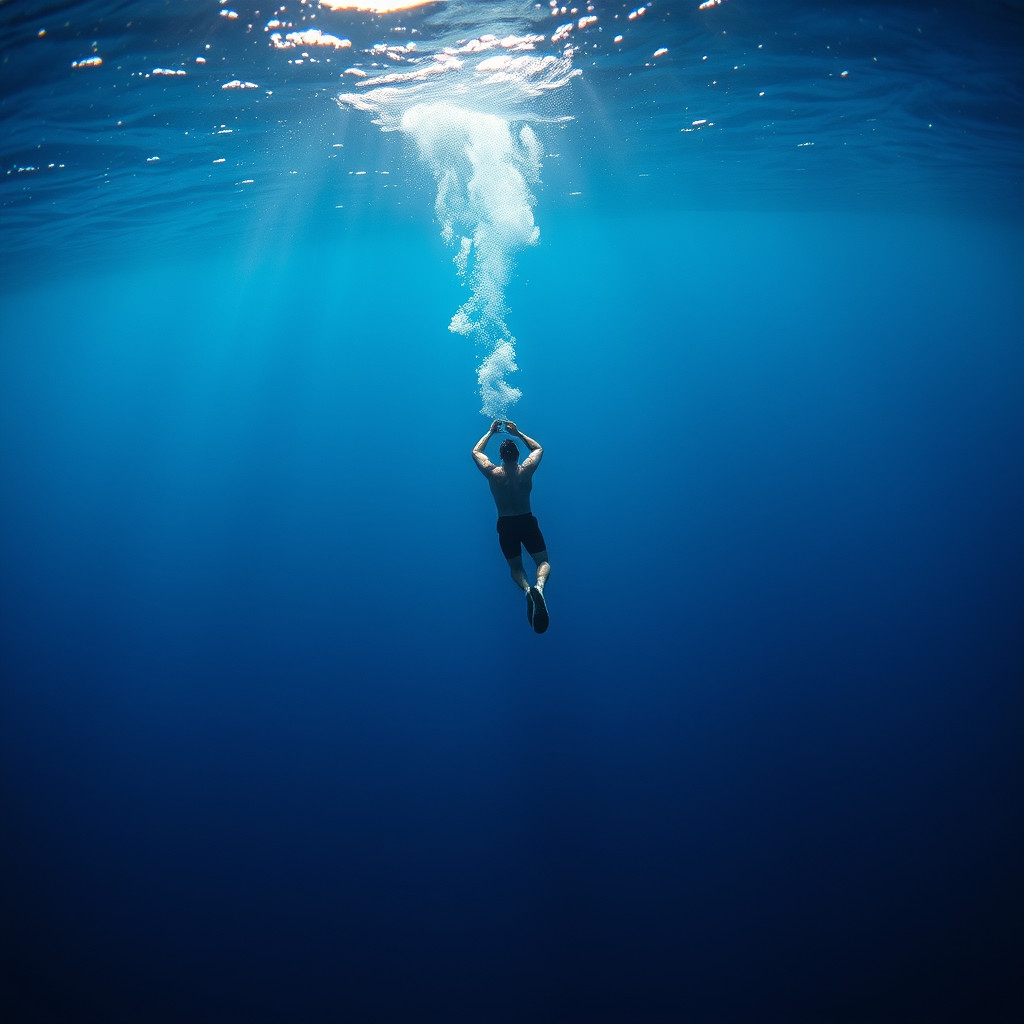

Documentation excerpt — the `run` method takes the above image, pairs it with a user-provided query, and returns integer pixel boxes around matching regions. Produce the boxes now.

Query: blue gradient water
[2,2,1023,1022]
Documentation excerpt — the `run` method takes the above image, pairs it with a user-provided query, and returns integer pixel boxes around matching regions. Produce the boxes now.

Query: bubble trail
[338,49,577,419]
[400,102,542,417]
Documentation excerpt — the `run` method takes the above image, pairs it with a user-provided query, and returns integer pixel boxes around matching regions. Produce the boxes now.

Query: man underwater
[472,421,550,633]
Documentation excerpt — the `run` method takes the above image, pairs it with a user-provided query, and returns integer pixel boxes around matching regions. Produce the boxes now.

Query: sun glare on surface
[319,1,437,12]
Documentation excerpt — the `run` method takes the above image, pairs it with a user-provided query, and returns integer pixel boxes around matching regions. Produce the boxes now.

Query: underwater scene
[2,1,1023,1021]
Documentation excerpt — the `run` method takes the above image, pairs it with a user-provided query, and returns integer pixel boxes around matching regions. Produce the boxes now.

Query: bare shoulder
[472,450,497,475]
[522,446,543,474]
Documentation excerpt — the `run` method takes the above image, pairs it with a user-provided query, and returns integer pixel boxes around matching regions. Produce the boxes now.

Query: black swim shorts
[496,513,547,560]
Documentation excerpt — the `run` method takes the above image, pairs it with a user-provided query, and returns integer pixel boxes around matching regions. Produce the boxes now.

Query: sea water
[2,2,1023,1022]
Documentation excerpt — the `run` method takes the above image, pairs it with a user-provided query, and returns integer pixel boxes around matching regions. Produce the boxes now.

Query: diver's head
[499,438,520,464]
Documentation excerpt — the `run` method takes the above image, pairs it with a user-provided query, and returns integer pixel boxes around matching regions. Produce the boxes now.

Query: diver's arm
[515,430,541,453]
[512,423,544,471]
[506,423,543,472]
[501,425,540,454]
[472,421,502,473]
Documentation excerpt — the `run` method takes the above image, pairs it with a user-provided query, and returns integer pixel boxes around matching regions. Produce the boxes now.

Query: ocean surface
[2,2,1023,1022]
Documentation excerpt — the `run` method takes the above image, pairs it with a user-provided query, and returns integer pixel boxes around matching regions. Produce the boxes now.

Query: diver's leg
[506,555,530,593]
[529,549,550,592]
[526,549,550,633]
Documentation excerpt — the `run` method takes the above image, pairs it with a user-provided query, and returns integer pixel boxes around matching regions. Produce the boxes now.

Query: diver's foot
[527,586,549,634]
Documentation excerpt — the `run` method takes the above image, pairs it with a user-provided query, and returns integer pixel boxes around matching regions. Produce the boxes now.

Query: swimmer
[472,421,550,633]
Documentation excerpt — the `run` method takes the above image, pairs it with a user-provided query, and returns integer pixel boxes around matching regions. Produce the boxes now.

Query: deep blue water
[2,2,1023,1022]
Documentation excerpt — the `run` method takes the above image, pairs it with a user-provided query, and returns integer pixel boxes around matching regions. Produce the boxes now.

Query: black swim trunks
[496,513,547,560]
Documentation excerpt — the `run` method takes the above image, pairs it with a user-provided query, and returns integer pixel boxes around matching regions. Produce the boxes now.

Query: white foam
[399,103,540,417]
[338,52,577,419]
[269,30,352,51]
